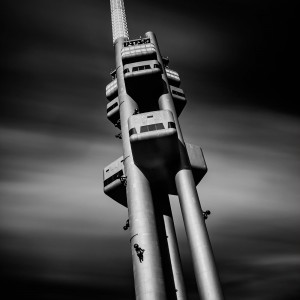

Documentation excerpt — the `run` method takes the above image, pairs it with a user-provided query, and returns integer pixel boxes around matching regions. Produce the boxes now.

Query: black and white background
[1,1,299,299]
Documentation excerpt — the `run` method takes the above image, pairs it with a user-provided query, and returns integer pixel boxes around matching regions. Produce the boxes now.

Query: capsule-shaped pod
[107,97,120,128]
[186,143,207,186]
[128,110,179,170]
[170,85,187,116]
[103,156,127,207]
[165,68,181,87]
[106,79,118,101]
[121,41,157,63]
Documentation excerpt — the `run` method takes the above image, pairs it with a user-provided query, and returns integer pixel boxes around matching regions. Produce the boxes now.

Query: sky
[1,0,299,299]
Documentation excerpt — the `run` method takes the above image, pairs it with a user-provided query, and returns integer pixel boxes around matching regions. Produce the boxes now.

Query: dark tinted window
[140,123,167,133]
[145,65,151,70]
[124,69,129,74]
[140,125,148,133]
[172,90,185,97]
[132,67,138,72]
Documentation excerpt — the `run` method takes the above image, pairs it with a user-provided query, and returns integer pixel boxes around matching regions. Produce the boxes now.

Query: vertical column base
[175,169,224,300]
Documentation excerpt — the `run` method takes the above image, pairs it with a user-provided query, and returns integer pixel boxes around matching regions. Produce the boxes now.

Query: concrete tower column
[146,31,224,300]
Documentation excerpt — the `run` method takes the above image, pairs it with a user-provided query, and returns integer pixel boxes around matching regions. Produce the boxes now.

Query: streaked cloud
[1,0,299,299]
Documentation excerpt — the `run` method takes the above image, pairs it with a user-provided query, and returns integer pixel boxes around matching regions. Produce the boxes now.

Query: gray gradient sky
[1,1,299,299]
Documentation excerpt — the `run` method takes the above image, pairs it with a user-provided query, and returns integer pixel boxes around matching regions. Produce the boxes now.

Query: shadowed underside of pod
[124,60,164,112]
[121,38,156,63]
[186,143,207,186]
[103,144,207,206]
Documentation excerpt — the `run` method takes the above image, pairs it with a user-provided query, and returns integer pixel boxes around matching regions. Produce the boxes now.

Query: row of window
[129,122,176,136]
[106,79,117,94]
[124,38,151,47]
[172,90,185,97]
[124,64,161,74]
[107,102,118,113]
[121,44,155,54]
[104,170,124,187]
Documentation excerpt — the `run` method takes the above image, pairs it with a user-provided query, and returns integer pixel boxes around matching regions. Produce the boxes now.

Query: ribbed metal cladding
[110,0,129,44]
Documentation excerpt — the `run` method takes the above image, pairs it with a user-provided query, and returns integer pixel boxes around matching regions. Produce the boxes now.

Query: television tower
[103,1,224,299]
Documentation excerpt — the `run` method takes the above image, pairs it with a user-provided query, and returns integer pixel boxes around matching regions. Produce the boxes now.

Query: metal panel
[103,156,127,207]
[106,79,118,101]
[129,110,179,171]
[107,97,120,128]
[170,85,187,117]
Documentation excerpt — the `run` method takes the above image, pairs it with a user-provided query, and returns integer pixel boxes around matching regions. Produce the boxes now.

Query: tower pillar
[114,36,168,300]
[160,198,188,300]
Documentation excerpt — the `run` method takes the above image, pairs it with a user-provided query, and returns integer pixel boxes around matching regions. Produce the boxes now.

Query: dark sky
[1,0,299,299]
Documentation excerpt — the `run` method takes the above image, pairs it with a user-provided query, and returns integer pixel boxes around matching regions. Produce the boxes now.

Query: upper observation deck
[122,38,156,63]
[123,60,162,79]
[123,37,151,47]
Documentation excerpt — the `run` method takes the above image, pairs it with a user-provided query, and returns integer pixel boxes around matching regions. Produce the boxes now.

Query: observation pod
[166,67,181,87]
[107,97,120,128]
[105,79,118,101]
[103,156,127,207]
[124,60,163,107]
[121,38,156,63]
[186,143,207,185]
[170,85,187,117]
[128,110,179,172]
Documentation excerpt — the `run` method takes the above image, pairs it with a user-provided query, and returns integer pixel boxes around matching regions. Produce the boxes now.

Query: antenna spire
[110,0,129,44]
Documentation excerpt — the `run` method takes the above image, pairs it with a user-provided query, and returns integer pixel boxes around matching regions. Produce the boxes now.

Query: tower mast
[104,1,224,299]
[110,0,129,44]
